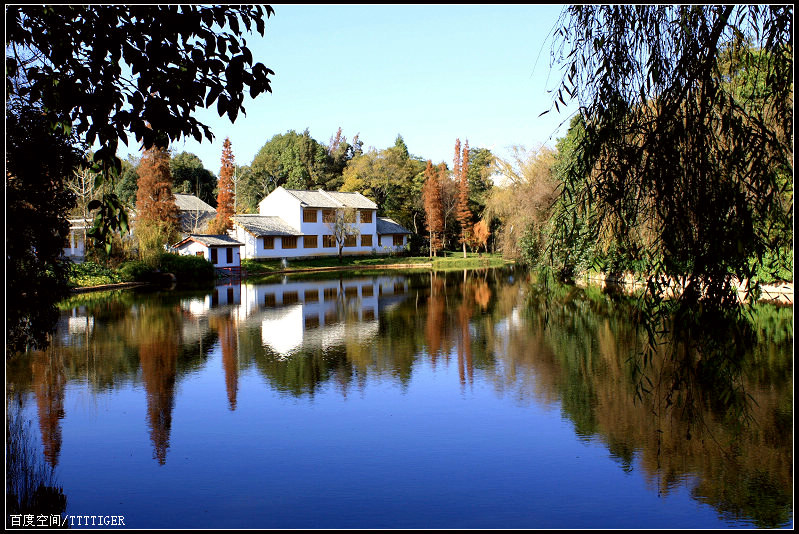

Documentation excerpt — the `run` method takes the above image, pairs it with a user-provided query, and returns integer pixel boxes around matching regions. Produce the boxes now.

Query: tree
[326,208,360,262]
[455,139,473,258]
[208,138,236,234]
[245,129,331,199]
[6,106,80,354]
[548,5,792,289]
[6,5,275,248]
[170,152,217,208]
[548,5,793,418]
[340,141,426,234]
[472,220,491,254]
[136,145,180,253]
[115,155,141,208]
[484,146,558,263]
[422,161,445,257]
[6,5,275,353]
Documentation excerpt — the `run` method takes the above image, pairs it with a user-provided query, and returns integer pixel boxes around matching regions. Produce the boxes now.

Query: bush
[158,252,215,284]
[69,261,124,287]
[118,260,156,282]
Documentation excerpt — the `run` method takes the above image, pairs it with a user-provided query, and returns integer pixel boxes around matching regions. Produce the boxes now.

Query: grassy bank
[242,252,510,277]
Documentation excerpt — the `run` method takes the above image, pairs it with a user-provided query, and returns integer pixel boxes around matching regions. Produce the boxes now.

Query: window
[303,235,317,248]
[264,293,276,307]
[195,251,204,257]
[210,248,218,264]
[361,234,372,247]
[282,236,297,249]
[344,286,358,299]
[305,315,320,329]
[323,287,338,301]
[361,284,374,297]
[263,236,274,249]
[360,210,373,223]
[303,209,318,223]
[323,235,336,248]
[393,235,404,247]
[344,235,357,247]
[363,308,375,321]
[343,210,356,223]
[283,291,299,305]
[226,247,233,263]
[304,289,319,303]
[227,287,234,302]
[322,209,336,223]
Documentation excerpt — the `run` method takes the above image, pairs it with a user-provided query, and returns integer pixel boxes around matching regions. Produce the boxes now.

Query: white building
[229,187,411,260]
[173,234,244,271]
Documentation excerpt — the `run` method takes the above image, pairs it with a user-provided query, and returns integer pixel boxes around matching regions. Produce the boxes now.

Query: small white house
[173,234,244,270]
[63,218,92,262]
[229,187,411,260]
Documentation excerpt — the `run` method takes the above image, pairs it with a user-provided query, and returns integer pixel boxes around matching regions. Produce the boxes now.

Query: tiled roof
[175,234,243,247]
[376,217,411,235]
[179,210,216,234]
[283,188,377,210]
[174,193,216,212]
[231,215,300,236]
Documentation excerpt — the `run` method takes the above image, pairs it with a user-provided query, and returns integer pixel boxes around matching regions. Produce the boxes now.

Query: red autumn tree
[136,144,180,238]
[422,160,444,257]
[209,137,236,234]
[456,139,472,257]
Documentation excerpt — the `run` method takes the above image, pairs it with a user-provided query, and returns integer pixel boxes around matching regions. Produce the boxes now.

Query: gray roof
[174,193,216,212]
[283,188,377,210]
[179,210,216,234]
[175,234,243,247]
[232,214,300,236]
[376,217,411,235]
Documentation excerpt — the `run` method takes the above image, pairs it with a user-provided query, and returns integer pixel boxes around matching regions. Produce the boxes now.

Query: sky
[122,4,578,175]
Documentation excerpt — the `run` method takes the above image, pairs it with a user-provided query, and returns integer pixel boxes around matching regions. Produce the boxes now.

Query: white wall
[176,240,241,267]
[258,187,302,229]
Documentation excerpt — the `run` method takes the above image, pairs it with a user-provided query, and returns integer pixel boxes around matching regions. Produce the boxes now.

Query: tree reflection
[210,313,239,410]
[502,279,794,527]
[31,351,66,468]
[136,305,181,465]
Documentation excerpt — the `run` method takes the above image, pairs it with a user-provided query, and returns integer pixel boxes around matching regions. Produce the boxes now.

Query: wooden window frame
[360,210,373,224]
[322,209,336,223]
[303,235,318,249]
[361,234,373,247]
[263,236,275,250]
[303,209,318,223]
[281,236,298,249]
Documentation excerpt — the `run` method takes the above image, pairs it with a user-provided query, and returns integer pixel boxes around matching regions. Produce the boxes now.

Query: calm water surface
[6,268,793,528]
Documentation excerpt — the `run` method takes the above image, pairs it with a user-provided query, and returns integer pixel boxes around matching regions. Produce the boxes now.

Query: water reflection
[5,269,793,527]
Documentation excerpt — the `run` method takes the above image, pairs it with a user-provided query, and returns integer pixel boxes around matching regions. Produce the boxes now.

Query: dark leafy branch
[6,5,276,251]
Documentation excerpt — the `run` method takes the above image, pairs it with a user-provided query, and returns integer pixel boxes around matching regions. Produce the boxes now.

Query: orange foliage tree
[135,144,180,242]
[455,139,472,257]
[422,160,444,257]
[209,137,236,234]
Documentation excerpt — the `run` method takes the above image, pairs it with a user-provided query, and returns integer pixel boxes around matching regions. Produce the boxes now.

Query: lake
[6,268,793,529]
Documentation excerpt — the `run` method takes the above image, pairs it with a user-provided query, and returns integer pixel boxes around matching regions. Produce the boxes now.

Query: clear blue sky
[124,4,577,175]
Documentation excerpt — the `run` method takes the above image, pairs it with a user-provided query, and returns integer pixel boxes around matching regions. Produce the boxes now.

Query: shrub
[118,261,156,282]
[158,252,215,284]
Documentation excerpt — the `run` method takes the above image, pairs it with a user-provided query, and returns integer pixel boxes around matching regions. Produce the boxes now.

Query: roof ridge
[318,189,345,207]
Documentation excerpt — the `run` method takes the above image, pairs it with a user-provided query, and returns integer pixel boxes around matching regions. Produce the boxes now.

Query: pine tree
[209,137,236,234]
[456,139,472,258]
[422,160,444,257]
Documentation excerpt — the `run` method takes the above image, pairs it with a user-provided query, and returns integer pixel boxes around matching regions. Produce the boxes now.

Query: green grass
[242,252,509,276]
[68,261,125,288]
